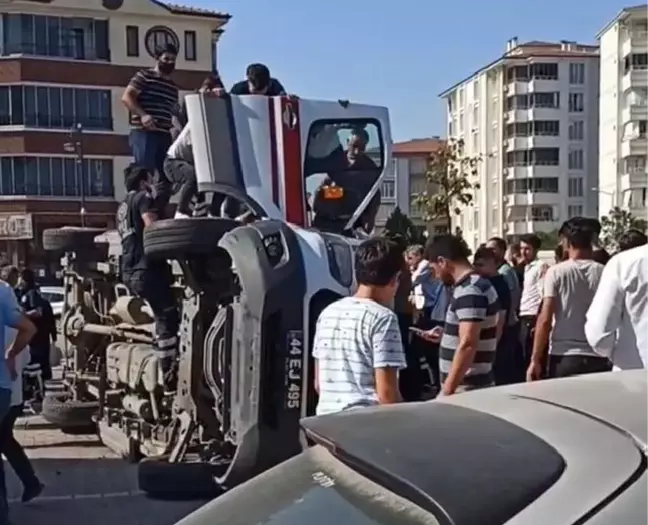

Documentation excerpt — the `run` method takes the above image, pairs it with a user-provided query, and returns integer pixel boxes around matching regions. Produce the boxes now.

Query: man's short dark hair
[20,267,35,285]
[618,229,647,252]
[487,236,507,253]
[519,233,541,251]
[0,265,18,283]
[560,217,601,238]
[154,43,177,58]
[355,237,403,287]
[473,246,497,263]
[124,164,151,192]
[561,221,594,250]
[246,63,271,90]
[424,234,471,262]
[350,128,370,145]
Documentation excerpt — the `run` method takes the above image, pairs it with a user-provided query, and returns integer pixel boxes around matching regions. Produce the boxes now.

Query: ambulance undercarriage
[41,94,392,498]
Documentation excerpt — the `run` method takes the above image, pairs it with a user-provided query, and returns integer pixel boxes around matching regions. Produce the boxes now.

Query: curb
[15,416,57,431]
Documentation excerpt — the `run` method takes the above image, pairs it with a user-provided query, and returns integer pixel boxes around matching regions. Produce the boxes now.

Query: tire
[41,393,98,434]
[138,457,222,500]
[42,227,106,252]
[143,218,239,260]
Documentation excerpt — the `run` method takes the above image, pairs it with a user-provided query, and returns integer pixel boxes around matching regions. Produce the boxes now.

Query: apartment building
[440,39,600,251]
[0,0,229,267]
[598,5,648,218]
[375,137,448,233]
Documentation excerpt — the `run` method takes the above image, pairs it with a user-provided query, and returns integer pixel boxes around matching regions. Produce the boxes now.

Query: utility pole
[64,123,86,227]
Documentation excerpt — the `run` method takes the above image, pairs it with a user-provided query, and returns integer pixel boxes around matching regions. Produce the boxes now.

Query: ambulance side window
[303,119,383,201]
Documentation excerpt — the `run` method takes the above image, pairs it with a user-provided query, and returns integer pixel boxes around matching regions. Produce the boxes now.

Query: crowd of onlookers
[312,218,647,415]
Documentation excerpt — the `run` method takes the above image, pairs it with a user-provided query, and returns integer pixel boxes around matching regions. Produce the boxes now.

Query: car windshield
[304,120,384,235]
[41,291,64,303]
[178,446,437,525]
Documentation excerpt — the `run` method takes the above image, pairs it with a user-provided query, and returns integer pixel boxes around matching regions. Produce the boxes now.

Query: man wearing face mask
[117,165,180,390]
[121,43,179,216]
[230,63,286,96]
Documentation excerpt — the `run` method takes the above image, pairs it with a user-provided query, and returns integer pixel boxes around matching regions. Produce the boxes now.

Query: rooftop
[153,1,231,19]
[393,137,445,156]
[439,38,599,98]
[596,5,648,38]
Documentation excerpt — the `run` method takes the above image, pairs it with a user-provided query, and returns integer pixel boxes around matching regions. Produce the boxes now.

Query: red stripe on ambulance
[279,97,306,226]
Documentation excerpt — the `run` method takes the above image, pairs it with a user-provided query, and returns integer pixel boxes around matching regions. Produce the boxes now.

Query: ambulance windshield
[304,120,384,234]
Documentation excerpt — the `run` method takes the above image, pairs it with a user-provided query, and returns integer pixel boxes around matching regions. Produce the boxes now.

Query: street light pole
[64,123,86,227]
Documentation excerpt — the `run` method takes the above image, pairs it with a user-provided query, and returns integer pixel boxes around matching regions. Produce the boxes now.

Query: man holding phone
[417,235,500,396]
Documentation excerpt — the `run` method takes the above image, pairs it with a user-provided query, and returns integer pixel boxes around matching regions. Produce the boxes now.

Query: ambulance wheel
[143,218,239,260]
[42,227,106,252]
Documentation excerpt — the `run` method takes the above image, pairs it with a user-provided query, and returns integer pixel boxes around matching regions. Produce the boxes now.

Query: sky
[193,0,633,141]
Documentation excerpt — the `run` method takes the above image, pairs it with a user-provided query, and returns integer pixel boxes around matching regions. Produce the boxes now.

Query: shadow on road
[5,457,210,525]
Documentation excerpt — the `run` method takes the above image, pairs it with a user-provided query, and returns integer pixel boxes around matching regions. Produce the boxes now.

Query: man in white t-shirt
[312,238,406,415]
[527,221,608,381]
[517,234,548,369]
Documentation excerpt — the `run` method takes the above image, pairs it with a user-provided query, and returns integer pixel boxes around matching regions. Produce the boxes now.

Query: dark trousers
[0,405,38,491]
[396,313,419,402]
[494,324,524,385]
[520,316,538,369]
[29,344,52,382]
[547,355,613,379]
[124,266,179,358]
[0,388,12,525]
[130,130,173,215]
[163,157,198,216]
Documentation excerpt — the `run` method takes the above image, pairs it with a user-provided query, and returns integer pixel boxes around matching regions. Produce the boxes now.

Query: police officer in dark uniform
[117,164,179,388]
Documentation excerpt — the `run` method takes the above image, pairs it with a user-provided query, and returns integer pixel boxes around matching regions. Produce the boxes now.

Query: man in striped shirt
[312,238,406,415]
[419,235,500,395]
[122,43,179,214]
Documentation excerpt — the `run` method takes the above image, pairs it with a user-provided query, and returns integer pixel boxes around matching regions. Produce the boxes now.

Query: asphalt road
[7,422,208,525]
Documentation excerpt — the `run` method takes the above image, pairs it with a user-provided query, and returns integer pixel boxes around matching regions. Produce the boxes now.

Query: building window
[505,148,560,167]
[184,30,197,61]
[568,120,584,140]
[1,14,109,60]
[0,85,112,130]
[625,156,647,173]
[568,205,583,218]
[569,63,585,84]
[126,26,139,57]
[144,26,179,58]
[568,149,584,170]
[504,178,559,194]
[506,92,560,110]
[568,177,584,197]
[530,63,559,80]
[530,205,554,221]
[381,180,395,199]
[504,121,560,137]
[624,53,648,73]
[211,30,220,73]
[0,156,114,197]
[568,93,584,112]
[506,65,530,82]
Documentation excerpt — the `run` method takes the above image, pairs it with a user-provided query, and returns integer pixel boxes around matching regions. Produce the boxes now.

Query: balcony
[504,81,529,96]
[620,170,648,191]
[503,192,560,207]
[503,219,558,235]
[527,78,559,93]
[622,68,648,92]
[622,31,648,56]
[621,136,648,157]
[504,165,561,179]
[621,103,648,122]
[505,135,561,150]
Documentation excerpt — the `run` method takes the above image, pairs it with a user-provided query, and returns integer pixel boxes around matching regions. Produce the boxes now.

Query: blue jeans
[0,388,12,525]
[129,129,173,215]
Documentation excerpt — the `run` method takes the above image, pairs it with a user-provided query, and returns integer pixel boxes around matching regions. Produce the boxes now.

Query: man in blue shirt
[0,279,36,524]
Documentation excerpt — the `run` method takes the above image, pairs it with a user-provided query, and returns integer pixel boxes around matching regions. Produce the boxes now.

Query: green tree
[383,207,427,245]
[600,207,648,252]
[537,230,560,250]
[412,138,481,233]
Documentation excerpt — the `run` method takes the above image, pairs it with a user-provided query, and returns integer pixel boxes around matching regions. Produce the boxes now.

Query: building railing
[0,42,110,61]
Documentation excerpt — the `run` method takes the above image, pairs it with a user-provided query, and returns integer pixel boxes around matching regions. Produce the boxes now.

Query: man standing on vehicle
[117,165,179,389]
[230,63,286,96]
[121,44,179,216]
[312,238,406,414]
[418,235,501,396]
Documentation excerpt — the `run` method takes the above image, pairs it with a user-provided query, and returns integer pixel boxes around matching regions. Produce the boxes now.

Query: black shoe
[22,482,44,503]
